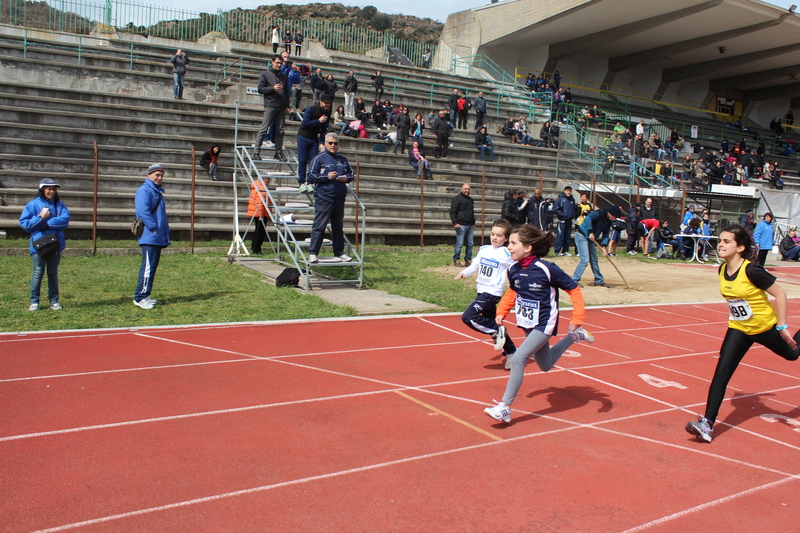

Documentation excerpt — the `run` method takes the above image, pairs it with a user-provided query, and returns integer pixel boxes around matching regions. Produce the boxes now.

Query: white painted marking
[638,374,688,389]
[760,413,800,432]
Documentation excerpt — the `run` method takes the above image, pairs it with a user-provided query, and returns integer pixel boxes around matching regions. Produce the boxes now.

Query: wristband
[776,324,789,331]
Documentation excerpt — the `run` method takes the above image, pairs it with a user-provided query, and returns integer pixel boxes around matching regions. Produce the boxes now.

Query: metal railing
[0,0,435,65]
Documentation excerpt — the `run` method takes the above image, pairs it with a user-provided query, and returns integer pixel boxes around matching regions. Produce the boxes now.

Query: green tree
[361,6,378,20]
[370,13,392,31]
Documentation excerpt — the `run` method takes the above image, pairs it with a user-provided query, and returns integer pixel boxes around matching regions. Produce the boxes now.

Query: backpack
[275,268,300,287]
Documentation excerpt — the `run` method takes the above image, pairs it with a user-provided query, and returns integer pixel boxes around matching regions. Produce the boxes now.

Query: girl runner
[686,224,800,442]
[484,224,595,424]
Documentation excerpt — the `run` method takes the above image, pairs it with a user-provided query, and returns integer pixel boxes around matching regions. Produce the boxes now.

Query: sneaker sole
[484,408,511,423]
[493,327,506,351]
[685,421,712,443]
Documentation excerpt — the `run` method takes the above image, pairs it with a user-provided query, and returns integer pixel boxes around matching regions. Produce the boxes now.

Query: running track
[2,302,800,532]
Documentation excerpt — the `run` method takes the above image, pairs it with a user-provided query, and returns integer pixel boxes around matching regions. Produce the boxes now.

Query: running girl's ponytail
[513,224,555,258]
[721,223,755,260]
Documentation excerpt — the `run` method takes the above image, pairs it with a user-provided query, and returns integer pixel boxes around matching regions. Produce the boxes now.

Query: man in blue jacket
[296,94,332,192]
[134,164,170,309]
[572,206,622,288]
[306,133,354,263]
[553,185,576,256]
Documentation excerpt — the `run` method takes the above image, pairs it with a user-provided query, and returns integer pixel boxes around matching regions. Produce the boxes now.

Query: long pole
[190,146,197,253]
[481,165,486,246]
[419,171,425,247]
[92,141,98,256]
[354,155,360,247]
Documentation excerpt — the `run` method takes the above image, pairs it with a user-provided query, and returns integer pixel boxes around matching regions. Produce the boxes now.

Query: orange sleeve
[565,287,585,325]
[496,288,517,319]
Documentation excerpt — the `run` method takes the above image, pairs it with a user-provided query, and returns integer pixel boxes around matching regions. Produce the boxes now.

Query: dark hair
[492,218,512,238]
[512,224,555,258]
[720,224,755,260]
[272,54,282,62]
[38,189,60,203]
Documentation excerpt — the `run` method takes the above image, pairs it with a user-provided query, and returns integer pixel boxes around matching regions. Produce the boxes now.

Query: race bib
[727,299,753,321]
[476,257,498,286]
[515,297,540,329]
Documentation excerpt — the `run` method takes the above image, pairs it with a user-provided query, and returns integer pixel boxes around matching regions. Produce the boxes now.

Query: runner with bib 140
[686,224,800,443]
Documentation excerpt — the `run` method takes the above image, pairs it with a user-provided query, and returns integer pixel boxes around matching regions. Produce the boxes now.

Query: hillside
[252,3,443,46]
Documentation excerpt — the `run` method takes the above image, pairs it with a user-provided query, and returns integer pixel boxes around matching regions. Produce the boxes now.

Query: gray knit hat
[148,163,165,175]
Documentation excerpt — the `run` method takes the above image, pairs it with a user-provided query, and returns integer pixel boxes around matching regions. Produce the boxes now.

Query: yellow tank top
[718,259,776,335]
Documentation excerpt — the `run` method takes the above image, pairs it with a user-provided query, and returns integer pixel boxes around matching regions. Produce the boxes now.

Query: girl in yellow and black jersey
[686,224,800,443]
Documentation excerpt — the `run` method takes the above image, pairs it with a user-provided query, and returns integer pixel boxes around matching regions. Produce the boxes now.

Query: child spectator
[409,141,432,179]
[455,219,518,369]
[483,224,595,423]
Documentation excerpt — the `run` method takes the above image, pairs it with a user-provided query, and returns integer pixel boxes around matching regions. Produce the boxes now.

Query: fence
[0,0,435,65]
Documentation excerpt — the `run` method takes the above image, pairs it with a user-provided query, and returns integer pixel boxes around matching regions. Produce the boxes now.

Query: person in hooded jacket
[199,145,221,180]
[19,178,70,311]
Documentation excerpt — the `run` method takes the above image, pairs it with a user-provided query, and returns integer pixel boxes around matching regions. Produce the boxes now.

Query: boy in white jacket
[455,219,517,368]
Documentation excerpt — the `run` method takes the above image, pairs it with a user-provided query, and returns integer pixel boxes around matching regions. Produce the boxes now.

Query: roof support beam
[608,14,788,73]
[545,0,723,74]
[743,83,800,102]
[663,42,800,84]
[709,65,800,92]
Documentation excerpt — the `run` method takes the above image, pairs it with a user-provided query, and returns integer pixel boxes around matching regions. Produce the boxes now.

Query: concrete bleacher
[0,26,575,245]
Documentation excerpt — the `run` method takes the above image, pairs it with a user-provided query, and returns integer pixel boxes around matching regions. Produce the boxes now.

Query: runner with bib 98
[483,224,595,424]
[686,224,800,443]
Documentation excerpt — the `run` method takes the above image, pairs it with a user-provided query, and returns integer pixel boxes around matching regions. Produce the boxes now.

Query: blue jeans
[309,197,346,256]
[135,245,163,302]
[410,161,432,179]
[453,225,474,262]
[412,134,424,148]
[173,72,185,99]
[476,144,494,161]
[572,231,604,285]
[208,162,217,180]
[30,250,61,305]
[554,219,572,254]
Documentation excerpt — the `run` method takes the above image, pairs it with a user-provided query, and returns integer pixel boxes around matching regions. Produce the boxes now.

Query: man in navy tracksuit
[296,94,332,192]
[553,185,576,256]
[306,133,354,263]
[133,164,170,309]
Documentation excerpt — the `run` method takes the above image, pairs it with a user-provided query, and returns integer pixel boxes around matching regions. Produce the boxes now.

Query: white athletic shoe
[143,297,158,307]
[308,254,319,263]
[685,416,713,443]
[337,254,353,262]
[503,351,514,370]
[133,299,155,310]
[28,303,38,311]
[49,302,62,311]
[569,325,595,344]
[484,400,512,423]
[562,252,573,257]
[493,325,506,351]
[298,183,308,193]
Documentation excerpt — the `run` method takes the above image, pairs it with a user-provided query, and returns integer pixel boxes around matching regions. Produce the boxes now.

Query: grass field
[0,241,481,332]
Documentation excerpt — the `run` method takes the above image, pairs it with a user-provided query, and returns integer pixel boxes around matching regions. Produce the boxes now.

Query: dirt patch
[429,257,800,307]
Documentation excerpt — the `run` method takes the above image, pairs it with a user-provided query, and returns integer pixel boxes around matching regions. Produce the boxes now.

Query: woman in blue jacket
[19,178,70,311]
[752,212,775,266]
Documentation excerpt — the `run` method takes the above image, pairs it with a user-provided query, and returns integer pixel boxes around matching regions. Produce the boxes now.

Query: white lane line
[602,310,662,325]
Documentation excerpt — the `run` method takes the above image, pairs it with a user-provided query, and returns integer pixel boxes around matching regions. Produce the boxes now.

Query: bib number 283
[515,298,539,329]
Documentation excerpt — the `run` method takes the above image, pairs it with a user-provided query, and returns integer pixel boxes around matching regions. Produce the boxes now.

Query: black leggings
[704,326,800,424]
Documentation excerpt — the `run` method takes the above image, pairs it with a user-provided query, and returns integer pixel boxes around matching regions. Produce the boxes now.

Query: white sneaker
[569,325,595,343]
[308,254,319,263]
[337,254,352,262]
[306,184,315,192]
[685,416,713,443]
[562,252,573,257]
[503,351,514,370]
[298,183,308,193]
[484,401,512,423]
[143,297,158,306]
[28,303,38,311]
[50,302,62,310]
[133,299,155,310]
[493,325,506,351]
[627,251,637,256]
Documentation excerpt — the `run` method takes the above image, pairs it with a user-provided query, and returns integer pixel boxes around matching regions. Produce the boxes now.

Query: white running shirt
[459,245,515,297]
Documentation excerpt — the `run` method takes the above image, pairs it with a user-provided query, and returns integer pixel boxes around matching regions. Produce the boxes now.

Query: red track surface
[2,302,800,532]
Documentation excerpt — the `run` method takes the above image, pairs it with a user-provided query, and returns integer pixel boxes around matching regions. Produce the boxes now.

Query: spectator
[572,206,622,288]
[199,144,221,181]
[253,55,289,162]
[501,188,527,225]
[309,68,325,104]
[540,121,558,148]
[682,204,696,229]
[290,63,303,110]
[283,30,293,53]
[133,164,170,310]
[448,88,460,125]
[371,70,384,101]
[649,133,666,161]
[409,140,432,180]
[306,133,354,263]
[169,49,189,100]
[270,25,280,54]
[475,126,495,162]
[641,197,657,221]
[658,220,679,257]
[332,105,347,134]
[323,74,338,100]
[371,99,387,130]
[343,70,358,119]
[294,30,304,56]
[678,218,701,259]
[422,49,431,69]
[296,94,332,192]
[19,178,70,311]
[354,96,368,125]
[553,185,576,256]
[450,183,475,267]
[411,112,426,148]
[247,175,273,255]
[526,188,547,230]
[626,204,641,254]
[738,209,755,232]
[639,219,660,257]
[780,227,800,261]
[432,109,451,158]
[752,212,775,266]
[473,91,486,131]
[636,120,646,136]
[524,72,536,92]
[786,110,795,128]
[457,92,470,129]
[393,107,411,155]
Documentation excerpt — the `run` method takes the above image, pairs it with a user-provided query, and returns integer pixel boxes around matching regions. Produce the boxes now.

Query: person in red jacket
[247,177,273,254]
